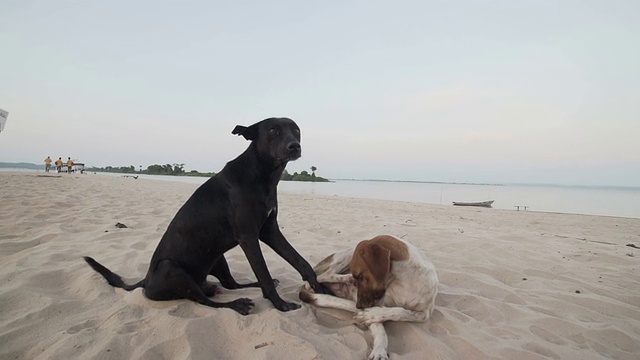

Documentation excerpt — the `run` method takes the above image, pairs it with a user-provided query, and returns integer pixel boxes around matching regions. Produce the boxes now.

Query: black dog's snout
[287,141,301,152]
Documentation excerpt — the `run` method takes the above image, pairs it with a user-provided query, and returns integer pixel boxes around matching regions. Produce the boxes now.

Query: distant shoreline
[331,178,640,191]
[331,178,504,187]
[1,162,638,190]
[2,170,638,218]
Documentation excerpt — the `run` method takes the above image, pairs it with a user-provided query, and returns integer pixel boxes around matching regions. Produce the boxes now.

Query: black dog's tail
[83,256,145,291]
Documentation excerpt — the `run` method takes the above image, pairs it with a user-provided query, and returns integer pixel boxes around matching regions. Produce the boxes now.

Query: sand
[1,171,639,360]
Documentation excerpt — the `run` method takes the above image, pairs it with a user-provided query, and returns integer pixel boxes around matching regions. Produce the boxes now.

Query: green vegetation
[281,166,330,182]
[0,162,42,170]
[88,165,138,174]
[87,163,329,182]
[87,164,215,177]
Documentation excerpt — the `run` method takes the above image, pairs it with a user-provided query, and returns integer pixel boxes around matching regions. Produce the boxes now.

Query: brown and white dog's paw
[298,285,317,304]
[368,347,389,360]
[354,307,385,326]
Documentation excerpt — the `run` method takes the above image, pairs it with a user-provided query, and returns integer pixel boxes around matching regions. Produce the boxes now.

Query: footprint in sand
[0,233,59,256]
[66,319,100,334]
[168,303,210,319]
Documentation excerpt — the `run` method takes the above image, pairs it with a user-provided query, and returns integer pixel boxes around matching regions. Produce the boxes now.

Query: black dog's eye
[269,128,279,135]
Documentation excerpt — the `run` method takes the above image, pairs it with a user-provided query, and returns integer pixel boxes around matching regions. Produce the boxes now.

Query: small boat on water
[452,200,494,208]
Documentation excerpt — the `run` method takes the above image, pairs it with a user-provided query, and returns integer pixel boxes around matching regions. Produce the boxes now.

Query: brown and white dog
[299,235,438,360]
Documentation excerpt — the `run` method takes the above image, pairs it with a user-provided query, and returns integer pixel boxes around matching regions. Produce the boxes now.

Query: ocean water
[109,173,640,219]
[5,169,638,218]
[278,180,640,219]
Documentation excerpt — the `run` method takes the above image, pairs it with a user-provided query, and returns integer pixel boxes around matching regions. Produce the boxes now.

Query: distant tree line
[0,162,42,170]
[87,164,330,182]
[87,164,215,177]
[89,165,138,174]
[281,166,330,182]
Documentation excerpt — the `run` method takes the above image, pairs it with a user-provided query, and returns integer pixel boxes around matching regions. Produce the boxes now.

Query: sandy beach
[1,171,639,360]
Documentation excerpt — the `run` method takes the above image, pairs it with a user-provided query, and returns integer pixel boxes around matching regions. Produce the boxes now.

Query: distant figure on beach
[67,157,74,173]
[55,157,63,172]
[44,156,52,172]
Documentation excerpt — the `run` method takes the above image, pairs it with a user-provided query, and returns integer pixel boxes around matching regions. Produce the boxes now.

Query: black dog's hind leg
[147,260,254,315]
[200,282,221,297]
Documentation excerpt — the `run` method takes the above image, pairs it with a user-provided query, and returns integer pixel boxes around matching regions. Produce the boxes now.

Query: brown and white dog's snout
[355,287,386,309]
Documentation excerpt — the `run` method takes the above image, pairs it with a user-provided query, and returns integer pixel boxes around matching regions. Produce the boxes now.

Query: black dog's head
[233,117,301,163]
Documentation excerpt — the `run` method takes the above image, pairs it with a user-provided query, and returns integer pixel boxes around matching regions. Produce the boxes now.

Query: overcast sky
[1,1,638,186]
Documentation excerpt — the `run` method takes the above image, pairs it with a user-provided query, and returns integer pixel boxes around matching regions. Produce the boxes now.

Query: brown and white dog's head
[350,239,392,309]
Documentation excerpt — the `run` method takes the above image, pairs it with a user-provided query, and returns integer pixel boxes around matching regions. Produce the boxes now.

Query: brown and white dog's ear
[363,243,392,283]
[232,124,258,141]
[353,241,391,284]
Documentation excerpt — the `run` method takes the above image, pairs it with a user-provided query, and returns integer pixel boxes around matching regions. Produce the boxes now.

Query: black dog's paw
[312,281,335,296]
[274,300,301,312]
[231,298,254,316]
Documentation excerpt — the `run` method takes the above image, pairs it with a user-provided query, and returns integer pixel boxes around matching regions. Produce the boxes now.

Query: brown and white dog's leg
[313,249,353,277]
[316,272,353,285]
[299,289,390,359]
[369,323,389,360]
[299,288,360,313]
[354,307,428,326]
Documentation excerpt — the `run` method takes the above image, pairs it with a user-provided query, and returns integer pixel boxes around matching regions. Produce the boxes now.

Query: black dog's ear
[232,124,258,141]
[232,125,247,135]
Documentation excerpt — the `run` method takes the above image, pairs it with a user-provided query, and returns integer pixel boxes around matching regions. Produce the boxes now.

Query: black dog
[84,117,329,315]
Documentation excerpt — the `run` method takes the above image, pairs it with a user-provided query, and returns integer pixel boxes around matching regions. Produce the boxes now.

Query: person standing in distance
[44,156,52,172]
[55,157,63,173]
[67,157,74,173]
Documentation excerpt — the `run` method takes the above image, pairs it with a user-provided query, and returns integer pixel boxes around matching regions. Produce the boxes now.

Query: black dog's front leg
[238,235,300,311]
[260,217,333,296]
